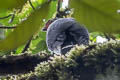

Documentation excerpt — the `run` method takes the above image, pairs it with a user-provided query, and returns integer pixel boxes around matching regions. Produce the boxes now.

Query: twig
[0,26,16,29]
[22,39,32,53]
[28,0,35,10]
[0,14,13,19]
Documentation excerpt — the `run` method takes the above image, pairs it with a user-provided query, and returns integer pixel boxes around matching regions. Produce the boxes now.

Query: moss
[1,40,120,80]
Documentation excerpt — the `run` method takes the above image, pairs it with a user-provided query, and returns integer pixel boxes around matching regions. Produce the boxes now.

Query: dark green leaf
[70,0,120,33]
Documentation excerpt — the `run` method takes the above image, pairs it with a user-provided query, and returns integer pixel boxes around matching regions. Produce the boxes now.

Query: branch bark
[1,40,120,80]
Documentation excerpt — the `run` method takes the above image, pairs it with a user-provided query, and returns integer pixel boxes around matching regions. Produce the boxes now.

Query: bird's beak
[42,27,47,31]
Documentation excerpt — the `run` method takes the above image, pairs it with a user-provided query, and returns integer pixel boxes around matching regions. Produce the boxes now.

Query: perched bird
[42,18,89,54]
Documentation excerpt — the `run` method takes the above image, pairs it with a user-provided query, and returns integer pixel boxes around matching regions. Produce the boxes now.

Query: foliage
[70,0,120,33]
[0,0,120,55]
[0,0,27,10]
[0,0,56,52]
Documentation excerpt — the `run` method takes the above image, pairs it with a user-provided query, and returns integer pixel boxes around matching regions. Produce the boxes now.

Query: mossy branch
[1,40,120,80]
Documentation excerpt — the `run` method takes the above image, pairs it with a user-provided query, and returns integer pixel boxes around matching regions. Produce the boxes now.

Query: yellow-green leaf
[70,0,120,33]
[0,0,28,10]
[0,0,50,51]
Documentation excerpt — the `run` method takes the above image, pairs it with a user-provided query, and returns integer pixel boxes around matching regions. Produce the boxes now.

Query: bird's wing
[46,18,76,52]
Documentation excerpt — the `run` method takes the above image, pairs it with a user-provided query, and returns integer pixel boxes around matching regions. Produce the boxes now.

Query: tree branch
[1,40,120,80]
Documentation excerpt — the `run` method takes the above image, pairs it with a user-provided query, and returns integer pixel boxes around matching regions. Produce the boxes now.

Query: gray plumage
[46,18,89,54]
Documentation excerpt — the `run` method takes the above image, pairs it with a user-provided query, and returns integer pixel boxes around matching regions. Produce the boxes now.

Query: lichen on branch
[1,40,120,80]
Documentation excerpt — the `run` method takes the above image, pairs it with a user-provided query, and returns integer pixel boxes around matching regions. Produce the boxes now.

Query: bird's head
[42,18,58,31]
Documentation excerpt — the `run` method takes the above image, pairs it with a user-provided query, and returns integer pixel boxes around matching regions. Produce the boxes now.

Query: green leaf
[31,39,48,54]
[0,30,5,40]
[0,0,27,10]
[28,1,57,54]
[0,0,50,51]
[70,0,120,33]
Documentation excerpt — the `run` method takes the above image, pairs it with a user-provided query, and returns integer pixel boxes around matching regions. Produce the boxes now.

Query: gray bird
[42,18,89,54]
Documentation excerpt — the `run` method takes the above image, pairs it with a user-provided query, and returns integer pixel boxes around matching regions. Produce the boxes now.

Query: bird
[42,18,89,54]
